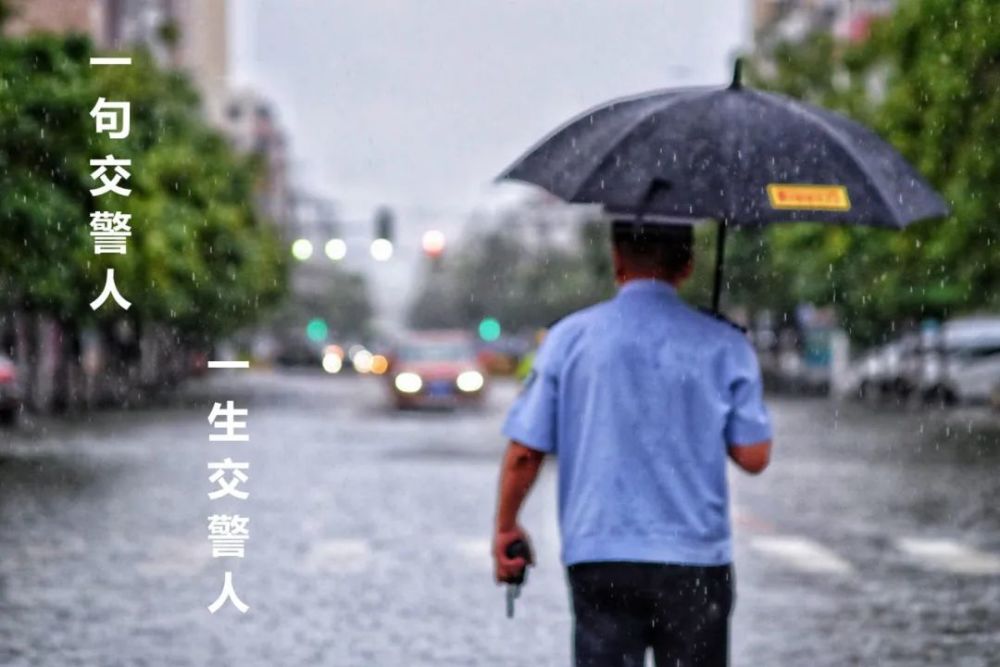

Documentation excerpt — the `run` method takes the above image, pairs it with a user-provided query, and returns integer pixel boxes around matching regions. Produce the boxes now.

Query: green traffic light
[478,317,501,342]
[306,318,329,342]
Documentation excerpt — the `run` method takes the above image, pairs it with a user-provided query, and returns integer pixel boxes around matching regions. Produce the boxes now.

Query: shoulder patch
[520,369,538,394]
[697,307,748,335]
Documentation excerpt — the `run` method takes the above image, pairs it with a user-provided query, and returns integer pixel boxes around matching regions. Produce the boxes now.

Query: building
[220,89,293,230]
[753,0,895,47]
[5,0,228,122]
[4,0,99,38]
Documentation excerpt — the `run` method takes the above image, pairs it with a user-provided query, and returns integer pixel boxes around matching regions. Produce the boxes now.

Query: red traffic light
[421,230,446,258]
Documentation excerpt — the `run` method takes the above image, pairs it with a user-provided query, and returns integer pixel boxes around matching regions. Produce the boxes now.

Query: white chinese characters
[207,514,250,558]
[90,268,131,311]
[87,59,134,312]
[207,571,249,614]
[89,211,132,255]
[89,154,133,197]
[90,97,131,139]
[206,360,254,613]
[208,458,250,500]
[207,401,250,442]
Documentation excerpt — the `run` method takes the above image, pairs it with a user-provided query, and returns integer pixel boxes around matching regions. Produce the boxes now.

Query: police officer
[492,221,772,667]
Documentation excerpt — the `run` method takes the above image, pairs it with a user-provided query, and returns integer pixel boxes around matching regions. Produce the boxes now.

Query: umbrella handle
[633,179,726,315]
[711,221,727,314]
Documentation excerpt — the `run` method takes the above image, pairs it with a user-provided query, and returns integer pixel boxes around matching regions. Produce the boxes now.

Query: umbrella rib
[568,89,718,203]
[773,93,901,226]
[498,94,662,184]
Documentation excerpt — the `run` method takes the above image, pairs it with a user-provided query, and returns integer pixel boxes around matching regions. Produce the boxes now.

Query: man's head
[610,221,694,286]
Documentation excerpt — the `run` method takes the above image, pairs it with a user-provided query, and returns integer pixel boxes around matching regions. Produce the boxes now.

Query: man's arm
[727,440,771,474]
[493,440,546,582]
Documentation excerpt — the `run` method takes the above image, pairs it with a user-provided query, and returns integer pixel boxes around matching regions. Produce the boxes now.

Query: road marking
[137,538,206,576]
[750,536,853,574]
[896,538,1000,575]
[305,539,372,574]
[208,360,250,369]
[457,538,491,560]
[456,537,560,566]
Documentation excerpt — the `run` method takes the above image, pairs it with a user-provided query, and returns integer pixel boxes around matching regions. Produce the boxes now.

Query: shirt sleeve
[724,337,773,446]
[502,334,560,454]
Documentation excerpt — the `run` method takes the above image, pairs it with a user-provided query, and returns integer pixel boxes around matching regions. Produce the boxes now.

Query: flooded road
[1,371,997,665]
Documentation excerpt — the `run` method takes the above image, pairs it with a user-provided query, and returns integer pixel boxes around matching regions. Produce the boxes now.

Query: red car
[0,354,22,425]
[387,332,487,409]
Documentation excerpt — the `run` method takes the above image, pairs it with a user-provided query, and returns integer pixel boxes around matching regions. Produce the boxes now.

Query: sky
[229,0,751,327]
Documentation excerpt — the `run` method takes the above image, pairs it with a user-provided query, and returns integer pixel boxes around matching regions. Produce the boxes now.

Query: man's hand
[727,440,771,474]
[493,525,534,583]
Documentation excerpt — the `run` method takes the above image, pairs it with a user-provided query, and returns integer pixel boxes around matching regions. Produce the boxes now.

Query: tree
[0,33,287,342]
[743,0,999,343]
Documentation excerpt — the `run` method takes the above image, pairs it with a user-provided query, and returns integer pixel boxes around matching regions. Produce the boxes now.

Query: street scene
[1,371,998,665]
[1,0,999,665]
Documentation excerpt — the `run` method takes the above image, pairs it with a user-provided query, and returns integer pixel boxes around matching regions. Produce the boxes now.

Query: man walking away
[492,222,772,667]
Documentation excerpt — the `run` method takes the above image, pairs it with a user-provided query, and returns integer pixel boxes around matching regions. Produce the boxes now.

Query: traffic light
[374,207,394,243]
[372,207,395,261]
[370,238,393,261]
[478,317,501,342]
[422,229,446,259]
[325,238,347,261]
[306,318,329,343]
[291,238,313,261]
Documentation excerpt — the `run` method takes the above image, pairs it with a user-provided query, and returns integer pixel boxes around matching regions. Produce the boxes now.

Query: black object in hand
[504,539,533,618]
[505,539,532,584]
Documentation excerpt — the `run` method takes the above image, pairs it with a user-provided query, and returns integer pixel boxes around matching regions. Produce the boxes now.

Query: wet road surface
[1,370,998,666]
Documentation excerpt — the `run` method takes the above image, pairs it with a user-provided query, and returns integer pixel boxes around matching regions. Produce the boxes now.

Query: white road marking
[305,539,372,574]
[457,538,491,561]
[896,538,1000,575]
[750,536,854,574]
[455,536,559,567]
[137,538,206,576]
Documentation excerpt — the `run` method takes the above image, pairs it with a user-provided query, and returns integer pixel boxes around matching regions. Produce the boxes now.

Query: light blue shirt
[503,279,772,566]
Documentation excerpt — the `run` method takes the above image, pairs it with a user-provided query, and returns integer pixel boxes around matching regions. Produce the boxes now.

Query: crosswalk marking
[896,538,1000,575]
[457,538,491,560]
[138,538,206,576]
[750,536,854,574]
[305,539,372,574]
[295,535,1000,579]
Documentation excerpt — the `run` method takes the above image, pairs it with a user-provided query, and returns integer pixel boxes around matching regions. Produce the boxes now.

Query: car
[851,340,904,401]
[386,332,487,409]
[920,316,1000,404]
[0,354,23,425]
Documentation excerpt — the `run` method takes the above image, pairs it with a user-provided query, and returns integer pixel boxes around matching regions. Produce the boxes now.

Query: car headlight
[322,353,343,374]
[394,372,423,394]
[456,370,484,393]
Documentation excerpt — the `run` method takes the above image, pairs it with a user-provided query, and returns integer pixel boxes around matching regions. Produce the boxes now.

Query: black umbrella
[499,61,949,312]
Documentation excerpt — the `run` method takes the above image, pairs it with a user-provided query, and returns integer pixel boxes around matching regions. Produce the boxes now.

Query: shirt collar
[616,278,679,300]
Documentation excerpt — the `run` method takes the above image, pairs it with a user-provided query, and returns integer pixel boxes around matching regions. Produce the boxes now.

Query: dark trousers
[568,562,733,667]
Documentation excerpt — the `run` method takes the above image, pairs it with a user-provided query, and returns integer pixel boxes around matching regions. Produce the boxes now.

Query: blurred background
[0,1,997,665]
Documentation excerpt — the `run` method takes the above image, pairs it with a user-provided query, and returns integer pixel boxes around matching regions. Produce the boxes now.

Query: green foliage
[744,0,999,343]
[0,34,286,337]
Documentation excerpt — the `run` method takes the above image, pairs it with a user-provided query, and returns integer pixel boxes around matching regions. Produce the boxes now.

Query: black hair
[611,221,694,279]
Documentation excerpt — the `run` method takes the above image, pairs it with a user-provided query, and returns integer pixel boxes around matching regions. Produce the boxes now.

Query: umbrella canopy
[499,62,949,310]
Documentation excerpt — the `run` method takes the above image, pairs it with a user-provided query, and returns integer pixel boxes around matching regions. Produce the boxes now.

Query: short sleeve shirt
[503,279,772,566]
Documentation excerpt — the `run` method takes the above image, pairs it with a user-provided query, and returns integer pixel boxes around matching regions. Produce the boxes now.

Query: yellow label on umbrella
[767,184,851,211]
